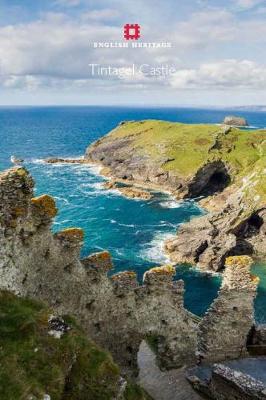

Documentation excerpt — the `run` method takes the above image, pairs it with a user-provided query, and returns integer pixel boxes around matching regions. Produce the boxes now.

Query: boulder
[223,116,248,127]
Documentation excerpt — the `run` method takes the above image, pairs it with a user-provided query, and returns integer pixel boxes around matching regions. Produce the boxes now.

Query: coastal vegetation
[86,120,265,271]
[0,290,150,400]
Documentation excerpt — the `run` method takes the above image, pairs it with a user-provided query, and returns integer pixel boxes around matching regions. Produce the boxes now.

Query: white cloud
[170,59,266,89]
[54,0,81,7]
[233,0,264,9]
[0,6,266,96]
[171,10,236,48]
[82,9,120,21]
[3,75,41,91]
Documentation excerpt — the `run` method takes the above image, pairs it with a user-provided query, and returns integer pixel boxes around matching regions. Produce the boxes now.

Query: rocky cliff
[85,120,266,271]
[0,168,258,382]
[0,167,198,375]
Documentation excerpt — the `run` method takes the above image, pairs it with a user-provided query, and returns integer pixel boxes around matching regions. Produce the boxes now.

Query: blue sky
[0,0,266,105]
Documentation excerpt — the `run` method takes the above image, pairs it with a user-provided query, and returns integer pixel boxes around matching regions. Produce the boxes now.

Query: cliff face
[0,167,260,380]
[85,120,266,271]
[0,167,198,374]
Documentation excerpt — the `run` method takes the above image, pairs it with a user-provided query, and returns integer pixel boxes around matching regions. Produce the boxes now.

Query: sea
[0,105,265,321]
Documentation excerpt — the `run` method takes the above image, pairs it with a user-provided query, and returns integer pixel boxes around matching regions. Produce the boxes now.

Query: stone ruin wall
[0,167,261,375]
[197,256,259,363]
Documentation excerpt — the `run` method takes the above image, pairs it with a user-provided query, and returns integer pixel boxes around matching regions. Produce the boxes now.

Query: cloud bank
[0,0,266,105]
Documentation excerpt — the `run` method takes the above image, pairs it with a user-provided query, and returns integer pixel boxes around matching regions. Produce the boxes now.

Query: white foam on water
[80,182,104,190]
[117,222,135,228]
[115,249,125,257]
[159,199,182,209]
[85,163,103,176]
[159,220,178,228]
[79,185,121,197]
[139,231,175,264]
[53,219,71,225]
[53,196,70,205]
[158,194,185,209]
[30,158,46,165]
[241,125,259,129]
[29,158,103,176]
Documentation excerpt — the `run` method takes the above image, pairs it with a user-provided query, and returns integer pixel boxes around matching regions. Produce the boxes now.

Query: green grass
[145,335,160,355]
[104,120,266,205]
[0,291,153,400]
[0,291,120,400]
[124,382,153,400]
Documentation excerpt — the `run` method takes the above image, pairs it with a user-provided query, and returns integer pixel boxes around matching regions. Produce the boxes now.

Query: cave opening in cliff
[234,213,264,239]
[187,161,231,198]
[220,239,254,270]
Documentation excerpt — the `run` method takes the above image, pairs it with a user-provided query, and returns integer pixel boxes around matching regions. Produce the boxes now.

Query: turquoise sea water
[0,106,265,320]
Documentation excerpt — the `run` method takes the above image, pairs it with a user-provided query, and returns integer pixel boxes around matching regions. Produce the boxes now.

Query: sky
[0,0,266,106]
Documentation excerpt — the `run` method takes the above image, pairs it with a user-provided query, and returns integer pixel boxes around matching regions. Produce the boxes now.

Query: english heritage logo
[92,24,171,48]
[123,24,141,40]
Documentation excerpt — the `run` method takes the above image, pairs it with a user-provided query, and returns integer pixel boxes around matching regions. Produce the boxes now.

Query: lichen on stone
[13,206,27,217]
[112,271,137,281]
[225,255,253,269]
[55,227,84,242]
[31,194,57,218]
[95,250,111,260]
[15,167,28,177]
[146,265,176,276]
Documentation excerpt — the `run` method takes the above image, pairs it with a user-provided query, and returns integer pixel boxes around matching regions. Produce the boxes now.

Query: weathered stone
[223,116,248,126]
[210,363,266,400]
[45,157,87,164]
[103,180,118,190]
[117,186,153,200]
[165,191,266,271]
[250,325,266,346]
[31,195,57,219]
[0,167,197,375]
[197,256,259,363]
[0,166,263,386]
[187,359,266,400]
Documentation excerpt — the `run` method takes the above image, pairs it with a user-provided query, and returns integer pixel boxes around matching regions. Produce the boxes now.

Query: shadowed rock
[223,116,248,127]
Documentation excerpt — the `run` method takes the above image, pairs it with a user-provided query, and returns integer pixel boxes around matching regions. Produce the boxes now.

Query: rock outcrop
[0,167,198,375]
[223,115,248,127]
[45,157,87,164]
[85,120,265,272]
[164,188,266,271]
[197,256,259,363]
[103,180,153,200]
[187,359,266,400]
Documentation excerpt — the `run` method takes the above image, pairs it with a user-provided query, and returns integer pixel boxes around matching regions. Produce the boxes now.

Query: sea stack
[223,115,248,126]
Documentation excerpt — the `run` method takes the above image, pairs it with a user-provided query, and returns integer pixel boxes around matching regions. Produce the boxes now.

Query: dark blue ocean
[0,106,265,321]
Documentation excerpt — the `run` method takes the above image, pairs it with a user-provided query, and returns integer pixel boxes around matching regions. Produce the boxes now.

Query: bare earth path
[138,341,204,400]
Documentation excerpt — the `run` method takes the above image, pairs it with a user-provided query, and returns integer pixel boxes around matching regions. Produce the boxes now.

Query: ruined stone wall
[187,362,266,400]
[0,167,260,376]
[197,256,259,363]
[209,363,266,400]
[0,167,197,374]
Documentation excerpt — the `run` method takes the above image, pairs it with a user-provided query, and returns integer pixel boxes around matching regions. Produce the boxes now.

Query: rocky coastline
[0,166,265,400]
[103,180,153,200]
[85,119,266,272]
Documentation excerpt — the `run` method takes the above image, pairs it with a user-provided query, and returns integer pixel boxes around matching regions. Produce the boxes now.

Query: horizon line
[0,104,266,110]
